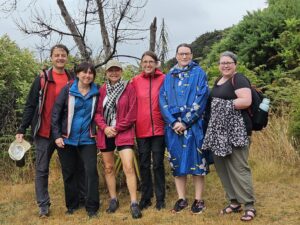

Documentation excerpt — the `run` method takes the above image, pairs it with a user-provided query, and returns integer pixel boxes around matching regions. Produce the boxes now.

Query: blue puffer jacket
[51,79,99,146]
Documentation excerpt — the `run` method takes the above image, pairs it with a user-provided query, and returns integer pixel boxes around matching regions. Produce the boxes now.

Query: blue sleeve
[181,69,209,127]
[159,76,177,126]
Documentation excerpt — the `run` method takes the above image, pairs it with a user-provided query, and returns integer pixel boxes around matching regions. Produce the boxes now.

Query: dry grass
[0,114,299,225]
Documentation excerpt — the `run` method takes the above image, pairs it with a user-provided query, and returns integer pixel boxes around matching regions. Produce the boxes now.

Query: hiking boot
[171,199,188,213]
[87,211,98,218]
[65,207,80,215]
[106,198,119,213]
[39,205,50,218]
[155,201,166,210]
[139,199,152,210]
[130,203,142,219]
[191,199,206,214]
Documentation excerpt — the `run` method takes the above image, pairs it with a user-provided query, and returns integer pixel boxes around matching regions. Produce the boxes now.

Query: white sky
[0,0,268,63]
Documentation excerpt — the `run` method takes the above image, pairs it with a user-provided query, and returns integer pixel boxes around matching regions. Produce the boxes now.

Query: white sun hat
[8,139,31,161]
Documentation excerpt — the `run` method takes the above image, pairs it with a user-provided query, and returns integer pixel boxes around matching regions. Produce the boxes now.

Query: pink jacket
[94,82,137,149]
[132,69,165,138]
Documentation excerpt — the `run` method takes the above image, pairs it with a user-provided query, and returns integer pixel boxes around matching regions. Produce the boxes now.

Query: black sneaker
[191,199,206,214]
[130,203,142,219]
[106,198,119,213]
[65,208,75,215]
[155,201,166,210]
[87,211,98,218]
[139,199,152,210]
[39,205,50,218]
[171,199,188,213]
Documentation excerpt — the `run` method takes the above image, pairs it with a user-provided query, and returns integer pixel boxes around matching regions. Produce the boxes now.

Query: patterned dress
[159,61,209,176]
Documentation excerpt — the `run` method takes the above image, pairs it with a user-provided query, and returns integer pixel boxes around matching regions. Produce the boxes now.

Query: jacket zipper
[149,76,154,136]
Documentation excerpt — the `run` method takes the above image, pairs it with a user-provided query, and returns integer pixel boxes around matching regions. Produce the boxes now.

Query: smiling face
[141,55,157,75]
[51,47,68,72]
[77,68,95,86]
[176,46,193,67]
[106,67,122,84]
[219,56,237,78]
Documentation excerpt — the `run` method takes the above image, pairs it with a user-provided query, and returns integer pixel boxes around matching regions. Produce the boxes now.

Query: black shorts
[100,137,133,152]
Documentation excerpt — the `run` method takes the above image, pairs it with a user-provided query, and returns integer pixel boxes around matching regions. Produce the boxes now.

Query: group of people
[15,43,256,222]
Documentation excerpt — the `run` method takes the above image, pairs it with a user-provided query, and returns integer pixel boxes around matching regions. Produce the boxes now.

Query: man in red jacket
[15,44,85,218]
[132,51,166,210]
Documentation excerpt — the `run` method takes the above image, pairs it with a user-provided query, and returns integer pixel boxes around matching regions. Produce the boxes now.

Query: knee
[104,165,115,175]
[122,164,135,175]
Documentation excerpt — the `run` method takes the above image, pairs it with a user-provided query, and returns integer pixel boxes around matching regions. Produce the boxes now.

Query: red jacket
[94,82,137,149]
[132,69,165,138]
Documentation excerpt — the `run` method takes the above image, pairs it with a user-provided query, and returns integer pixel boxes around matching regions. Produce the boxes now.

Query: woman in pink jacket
[94,59,142,219]
[132,51,166,211]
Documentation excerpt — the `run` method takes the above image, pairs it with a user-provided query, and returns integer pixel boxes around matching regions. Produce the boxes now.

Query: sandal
[240,209,256,222]
[220,204,242,215]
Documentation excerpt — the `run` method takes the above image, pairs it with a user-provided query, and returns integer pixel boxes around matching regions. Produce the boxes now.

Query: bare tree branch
[57,0,91,60]
[3,0,149,63]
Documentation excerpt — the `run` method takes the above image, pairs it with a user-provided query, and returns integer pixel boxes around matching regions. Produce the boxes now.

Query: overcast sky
[0,0,267,63]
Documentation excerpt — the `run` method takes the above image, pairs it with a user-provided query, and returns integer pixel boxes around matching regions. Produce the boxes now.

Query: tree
[157,18,168,69]
[0,35,39,138]
[149,17,157,52]
[0,0,148,66]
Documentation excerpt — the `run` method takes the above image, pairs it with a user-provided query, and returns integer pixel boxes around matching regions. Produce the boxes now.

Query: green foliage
[0,35,39,137]
[202,62,264,88]
[191,29,226,61]
[289,89,300,151]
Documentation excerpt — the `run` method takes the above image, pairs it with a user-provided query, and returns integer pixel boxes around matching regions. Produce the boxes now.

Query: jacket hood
[169,61,199,76]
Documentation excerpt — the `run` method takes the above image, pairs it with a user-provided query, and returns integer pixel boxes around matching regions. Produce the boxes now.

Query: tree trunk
[57,0,90,60]
[96,0,112,58]
[149,17,157,52]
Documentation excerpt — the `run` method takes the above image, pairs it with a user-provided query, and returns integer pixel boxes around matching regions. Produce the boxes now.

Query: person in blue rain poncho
[159,43,209,214]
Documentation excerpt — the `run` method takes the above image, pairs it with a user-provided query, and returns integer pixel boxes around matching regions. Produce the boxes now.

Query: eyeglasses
[142,60,156,64]
[177,52,192,57]
[219,61,235,66]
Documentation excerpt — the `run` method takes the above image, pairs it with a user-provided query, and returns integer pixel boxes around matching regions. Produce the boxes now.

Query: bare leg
[102,151,117,199]
[119,148,138,203]
[174,176,187,199]
[193,175,204,200]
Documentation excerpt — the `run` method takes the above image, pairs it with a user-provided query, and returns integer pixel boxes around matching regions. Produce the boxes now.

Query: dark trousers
[137,136,166,202]
[34,136,86,208]
[57,144,99,212]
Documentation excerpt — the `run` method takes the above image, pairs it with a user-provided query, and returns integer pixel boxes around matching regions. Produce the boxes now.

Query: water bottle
[259,98,270,112]
[253,98,270,130]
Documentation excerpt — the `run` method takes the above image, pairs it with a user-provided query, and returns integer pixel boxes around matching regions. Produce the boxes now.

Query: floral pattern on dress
[202,97,249,157]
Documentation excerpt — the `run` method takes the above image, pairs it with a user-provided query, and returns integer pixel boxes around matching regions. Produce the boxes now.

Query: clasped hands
[173,122,186,135]
[104,126,117,138]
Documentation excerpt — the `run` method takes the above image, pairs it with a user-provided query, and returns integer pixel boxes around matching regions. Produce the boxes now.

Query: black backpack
[232,74,268,131]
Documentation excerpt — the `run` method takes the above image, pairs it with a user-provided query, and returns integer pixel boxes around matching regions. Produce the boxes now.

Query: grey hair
[220,51,237,64]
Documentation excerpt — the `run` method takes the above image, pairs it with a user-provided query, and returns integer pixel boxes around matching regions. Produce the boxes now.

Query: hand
[15,133,24,143]
[172,122,186,135]
[104,126,117,138]
[55,138,65,148]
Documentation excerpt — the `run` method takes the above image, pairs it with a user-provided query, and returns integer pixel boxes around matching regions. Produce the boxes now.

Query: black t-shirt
[210,73,252,135]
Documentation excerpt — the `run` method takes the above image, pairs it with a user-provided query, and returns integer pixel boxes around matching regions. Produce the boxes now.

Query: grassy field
[0,114,299,225]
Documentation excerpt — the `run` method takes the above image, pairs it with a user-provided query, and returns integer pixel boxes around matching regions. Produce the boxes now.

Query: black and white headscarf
[103,80,128,126]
